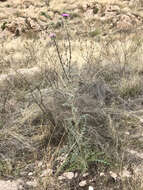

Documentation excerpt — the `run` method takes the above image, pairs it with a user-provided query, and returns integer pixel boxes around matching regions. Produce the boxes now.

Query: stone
[109,171,118,180]
[63,172,74,180]
[26,180,37,187]
[58,175,66,180]
[89,186,94,190]
[28,172,33,176]
[40,169,53,177]
[100,172,105,177]
[83,172,89,177]
[79,180,87,187]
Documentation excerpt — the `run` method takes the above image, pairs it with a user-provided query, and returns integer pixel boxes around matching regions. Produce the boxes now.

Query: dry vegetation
[0,0,143,190]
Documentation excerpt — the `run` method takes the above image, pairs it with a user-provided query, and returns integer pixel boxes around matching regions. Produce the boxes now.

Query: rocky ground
[0,0,143,40]
[0,0,143,189]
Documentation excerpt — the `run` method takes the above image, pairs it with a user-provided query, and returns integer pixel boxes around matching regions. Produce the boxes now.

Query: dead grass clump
[1,17,143,190]
[119,75,143,98]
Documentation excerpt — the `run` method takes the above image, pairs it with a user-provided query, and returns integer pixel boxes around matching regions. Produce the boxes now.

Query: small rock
[74,172,78,178]
[100,172,105,177]
[26,180,37,187]
[109,171,118,180]
[40,169,53,177]
[83,172,89,177]
[79,180,87,187]
[38,161,43,168]
[20,171,27,176]
[89,186,94,190]
[28,172,33,176]
[18,184,24,190]
[89,177,96,182]
[58,175,66,180]
[125,132,130,135]
[63,172,74,180]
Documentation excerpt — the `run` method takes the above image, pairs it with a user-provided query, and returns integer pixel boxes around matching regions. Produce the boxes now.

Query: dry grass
[0,9,143,190]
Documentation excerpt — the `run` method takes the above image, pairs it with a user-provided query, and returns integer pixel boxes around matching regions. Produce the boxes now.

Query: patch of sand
[0,180,20,190]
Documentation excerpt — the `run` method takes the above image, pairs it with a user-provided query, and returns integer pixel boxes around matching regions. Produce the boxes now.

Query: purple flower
[49,33,56,39]
[62,13,70,18]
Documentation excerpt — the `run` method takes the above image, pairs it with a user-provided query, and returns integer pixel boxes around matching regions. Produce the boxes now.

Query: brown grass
[0,2,143,189]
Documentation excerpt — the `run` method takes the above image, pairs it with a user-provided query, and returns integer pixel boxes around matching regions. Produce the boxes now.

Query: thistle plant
[49,13,72,83]
[49,32,70,82]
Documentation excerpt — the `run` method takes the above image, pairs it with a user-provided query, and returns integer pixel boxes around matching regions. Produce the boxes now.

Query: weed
[0,6,143,190]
